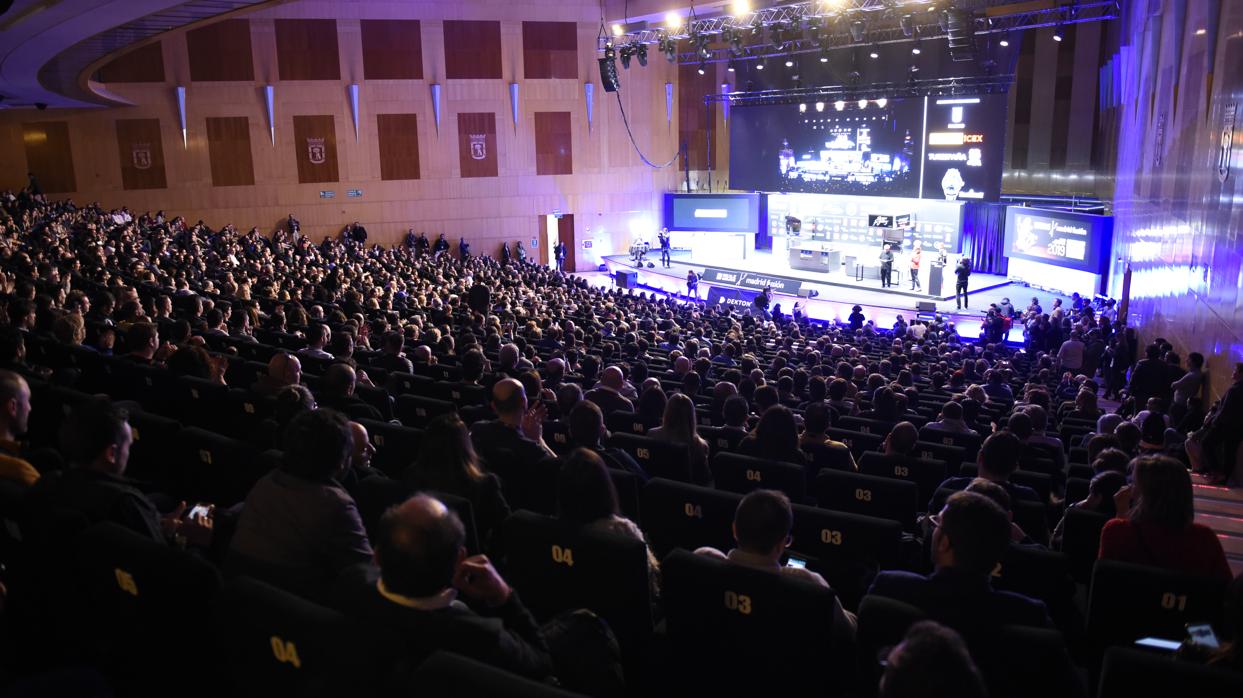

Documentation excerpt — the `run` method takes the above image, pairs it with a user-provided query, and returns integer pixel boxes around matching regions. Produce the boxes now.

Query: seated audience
[646,393,711,485]
[879,621,987,698]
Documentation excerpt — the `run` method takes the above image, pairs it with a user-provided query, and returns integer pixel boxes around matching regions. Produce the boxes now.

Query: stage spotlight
[998,32,1010,47]
[857,98,868,109]
[665,11,682,30]
[874,98,887,108]
[697,63,706,75]
[612,24,624,37]
[619,46,633,69]
[849,21,865,43]
[785,58,795,68]
[869,44,879,59]
[900,14,913,37]
[636,43,648,66]
[799,103,807,113]
[727,61,736,72]
[834,100,846,111]
[1052,25,1064,42]
[815,101,825,112]
[731,0,750,16]
[756,59,765,70]
[911,39,922,55]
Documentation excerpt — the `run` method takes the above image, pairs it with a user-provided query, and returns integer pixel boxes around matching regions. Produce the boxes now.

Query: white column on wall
[176,85,187,148]
[264,84,275,145]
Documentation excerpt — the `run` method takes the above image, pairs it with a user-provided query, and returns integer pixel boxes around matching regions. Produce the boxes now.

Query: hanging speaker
[598,57,620,92]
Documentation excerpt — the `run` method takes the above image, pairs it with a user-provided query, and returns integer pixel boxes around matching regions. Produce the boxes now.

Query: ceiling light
[1053,25,1064,42]
[785,59,795,68]
[1195,28,1207,36]
[874,98,887,108]
[731,0,750,16]
[815,102,825,112]
[612,24,624,37]
[756,59,765,70]
[666,12,682,30]
[911,41,922,55]
[697,63,706,75]
[799,103,807,113]
[858,99,868,109]
[727,61,736,72]
[834,100,846,111]
[820,55,829,63]
[869,45,879,59]
[998,35,1010,47]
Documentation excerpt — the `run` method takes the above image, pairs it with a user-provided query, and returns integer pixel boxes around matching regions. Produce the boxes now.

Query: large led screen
[1003,207,1114,273]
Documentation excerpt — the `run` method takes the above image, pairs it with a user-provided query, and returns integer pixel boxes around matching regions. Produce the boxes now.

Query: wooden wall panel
[534,111,572,175]
[115,119,167,190]
[377,114,420,181]
[22,122,75,194]
[206,117,255,187]
[188,19,255,82]
[444,21,502,79]
[276,19,340,81]
[292,115,339,183]
[457,112,497,178]
[523,21,577,79]
[678,64,716,170]
[96,42,165,83]
[361,20,423,80]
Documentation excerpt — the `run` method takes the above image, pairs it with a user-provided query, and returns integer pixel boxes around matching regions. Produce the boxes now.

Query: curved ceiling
[0,0,267,110]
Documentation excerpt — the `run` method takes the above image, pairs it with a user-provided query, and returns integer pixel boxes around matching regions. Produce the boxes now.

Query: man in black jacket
[954,258,972,309]
[333,494,552,680]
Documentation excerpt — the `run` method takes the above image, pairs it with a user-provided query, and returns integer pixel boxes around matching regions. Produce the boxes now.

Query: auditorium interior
[0,0,1242,695]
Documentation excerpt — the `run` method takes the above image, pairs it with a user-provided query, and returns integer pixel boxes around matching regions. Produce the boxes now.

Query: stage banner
[706,286,759,310]
[701,267,802,295]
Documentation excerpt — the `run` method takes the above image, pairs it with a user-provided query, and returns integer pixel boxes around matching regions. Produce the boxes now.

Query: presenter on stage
[934,241,948,268]
[879,244,895,288]
[955,257,973,310]
[909,241,922,291]
[658,228,672,268]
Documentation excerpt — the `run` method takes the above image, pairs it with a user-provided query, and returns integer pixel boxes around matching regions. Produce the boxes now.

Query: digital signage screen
[920,95,1009,202]
[664,193,761,233]
[1003,207,1114,274]
[729,93,1007,202]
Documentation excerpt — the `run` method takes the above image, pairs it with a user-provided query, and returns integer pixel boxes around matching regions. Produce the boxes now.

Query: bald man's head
[268,353,301,387]
[375,495,466,597]
[491,377,528,417]
[601,366,624,391]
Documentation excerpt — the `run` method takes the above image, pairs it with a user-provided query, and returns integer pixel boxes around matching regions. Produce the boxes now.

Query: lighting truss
[707,73,1015,107]
[601,0,1118,66]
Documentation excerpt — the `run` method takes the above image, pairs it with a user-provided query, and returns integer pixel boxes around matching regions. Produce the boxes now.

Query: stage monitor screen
[664,192,761,233]
[729,94,1007,201]
[729,98,925,197]
[1003,207,1114,273]
[920,95,1009,202]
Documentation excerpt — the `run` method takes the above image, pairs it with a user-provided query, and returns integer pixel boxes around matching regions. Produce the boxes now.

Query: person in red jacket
[1098,455,1231,582]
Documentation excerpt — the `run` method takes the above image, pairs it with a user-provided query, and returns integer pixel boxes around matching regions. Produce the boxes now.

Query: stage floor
[593,251,1074,342]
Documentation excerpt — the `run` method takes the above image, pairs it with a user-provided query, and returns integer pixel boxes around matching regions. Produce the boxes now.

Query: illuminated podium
[928,264,944,296]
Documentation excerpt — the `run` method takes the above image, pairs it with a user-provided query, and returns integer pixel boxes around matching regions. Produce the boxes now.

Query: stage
[596,250,1070,342]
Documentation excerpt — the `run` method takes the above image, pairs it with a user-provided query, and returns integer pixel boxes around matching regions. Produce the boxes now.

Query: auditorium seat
[711,451,807,503]
[213,575,380,697]
[605,410,649,436]
[385,371,434,397]
[606,432,692,482]
[858,451,948,503]
[699,425,745,458]
[912,440,967,475]
[177,427,265,505]
[541,420,574,455]
[74,522,221,694]
[395,394,457,429]
[812,469,919,530]
[118,403,183,489]
[500,511,654,657]
[355,418,423,477]
[917,427,982,463]
[801,442,856,473]
[1060,508,1111,584]
[660,548,849,696]
[825,427,884,460]
[639,478,741,558]
[788,503,904,610]
[1087,560,1227,653]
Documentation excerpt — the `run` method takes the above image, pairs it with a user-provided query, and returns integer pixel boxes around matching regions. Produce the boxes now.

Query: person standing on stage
[554,241,567,272]
[955,257,973,310]
[934,241,948,269]
[658,228,672,268]
[909,241,923,291]
[686,270,699,300]
[879,244,895,288]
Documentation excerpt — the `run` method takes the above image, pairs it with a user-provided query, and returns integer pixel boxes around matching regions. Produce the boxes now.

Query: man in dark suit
[317,364,384,421]
[584,366,635,416]
[954,258,972,309]
[867,491,1051,631]
[470,378,554,468]
[333,494,552,680]
[567,400,647,481]
[372,332,414,375]
[932,431,1040,510]
[879,244,895,288]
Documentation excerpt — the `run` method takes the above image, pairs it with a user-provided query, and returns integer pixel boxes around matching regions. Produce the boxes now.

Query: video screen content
[730,98,925,197]
[1003,206,1113,273]
[920,95,1008,202]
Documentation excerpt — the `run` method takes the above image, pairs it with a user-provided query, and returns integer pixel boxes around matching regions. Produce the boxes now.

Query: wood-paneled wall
[361,20,423,80]
[275,19,340,80]
[679,63,717,171]
[95,42,165,83]
[22,122,76,194]
[376,113,420,181]
[443,21,502,79]
[188,19,255,82]
[523,21,577,79]
[292,114,339,183]
[534,111,572,175]
[206,116,255,186]
[115,118,168,190]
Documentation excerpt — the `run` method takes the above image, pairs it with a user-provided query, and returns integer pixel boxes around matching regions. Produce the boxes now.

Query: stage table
[788,244,841,274]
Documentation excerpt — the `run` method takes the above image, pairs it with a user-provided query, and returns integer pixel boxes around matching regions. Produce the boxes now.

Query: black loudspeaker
[916,301,936,313]
[798,288,814,298]
[615,270,638,288]
[599,58,620,92]
[646,262,655,268]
